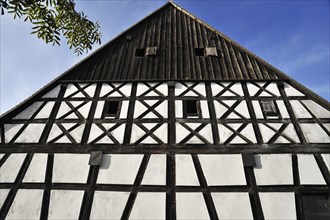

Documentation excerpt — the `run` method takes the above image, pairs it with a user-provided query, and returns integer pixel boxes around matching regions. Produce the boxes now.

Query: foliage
[0,0,101,54]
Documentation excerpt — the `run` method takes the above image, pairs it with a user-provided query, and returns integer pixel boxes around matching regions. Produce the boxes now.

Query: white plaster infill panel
[131,123,167,144]
[0,189,10,207]
[13,102,43,120]
[291,100,313,118]
[211,82,244,97]
[301,100,330,118]
[198,154,246,185]
[142,154,166,185]
[130,193,165,220]
[4,124,24,143]
[0,154,26,183]
[298,154,326,185]
[42,85,60,98]
[134,99,168,118]
[48,190,84,219]
[64,83,96,98]
[176,155,199,186]
[34,101,55,119]
[176,123,213,144]
[52,154,90,183]
[100,83,132,97]
[254,154,293,185]
[14,124,45,143]
[176,193,209,219]
[6,190,43,220]
[175,82,206,97]
[259,193,296,220]
[218,123,256,144]
[214,100,250,119]
[322,154,330,171]
[212,193,253,220]
[300,123,330,143]
[277,100,290,118]
[90,191,130,220]
[23,154,47,182]
[200,100,210,118]
[88,123,125,144]
[284,83,305,96]
[259,123,299,144]
[97,154,143,184]
[136,83,167,97]
[252,100,264,119]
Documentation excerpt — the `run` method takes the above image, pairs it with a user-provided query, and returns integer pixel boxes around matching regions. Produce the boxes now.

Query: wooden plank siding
[63,4,282,81]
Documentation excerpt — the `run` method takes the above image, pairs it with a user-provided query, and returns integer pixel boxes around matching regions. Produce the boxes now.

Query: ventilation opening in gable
[183,100,201,118]
[103,101,121,118]
[135,49,145,57]
[195,47,218,57]
[195,48,205,56]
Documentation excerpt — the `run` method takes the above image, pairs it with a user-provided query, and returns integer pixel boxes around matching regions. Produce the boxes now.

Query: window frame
[182,99,202,118]
[102,100,122,119]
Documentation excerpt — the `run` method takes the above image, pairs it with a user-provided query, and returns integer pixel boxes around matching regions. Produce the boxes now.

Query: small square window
[260,100,280,118]
[102,101,121,118]
[135,49,145,57]
[146,47,157,56]
[195,48,205,56]
[183,100,201,118]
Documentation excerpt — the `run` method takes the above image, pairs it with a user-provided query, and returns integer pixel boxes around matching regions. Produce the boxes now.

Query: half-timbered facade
[0,2,329,220]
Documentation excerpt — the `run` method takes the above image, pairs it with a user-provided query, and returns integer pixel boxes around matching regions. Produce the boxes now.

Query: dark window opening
[260,100,280,118]
[103,101,121,118]
[195,48,205,56]
[135,49,145,57]
[183,100,201,118]
[302,194,330,220]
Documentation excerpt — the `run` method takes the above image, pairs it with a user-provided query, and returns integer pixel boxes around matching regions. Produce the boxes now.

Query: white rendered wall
[0,154,26,183]
[52,154,90,183]
[254,154,293,185]
[6,190,43,220]
[48,190,84,219]
[259,193,296,220]
[23,154,47,182]
[198,154,246,185]
[97,154,143,184]
[176,193,209,219]
[212,193,253,219]
[130,193,166,219]
[90,191,129,219]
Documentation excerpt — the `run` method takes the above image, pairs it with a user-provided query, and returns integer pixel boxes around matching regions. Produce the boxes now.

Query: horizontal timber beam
[0,144,329,154]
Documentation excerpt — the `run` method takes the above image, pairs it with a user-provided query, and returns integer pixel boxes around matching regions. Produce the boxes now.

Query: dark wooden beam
[1,144,330,154]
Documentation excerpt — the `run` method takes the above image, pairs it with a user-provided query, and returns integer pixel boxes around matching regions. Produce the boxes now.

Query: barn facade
[0,2,330,220]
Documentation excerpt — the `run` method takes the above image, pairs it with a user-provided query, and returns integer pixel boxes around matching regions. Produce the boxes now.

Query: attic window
[146,47,157,56]
[195,48,205,56]
[183,100,201,118]
[195,47,218,57]
[135,49,145,57]
[260,100,280,118]
[103,101,121,118]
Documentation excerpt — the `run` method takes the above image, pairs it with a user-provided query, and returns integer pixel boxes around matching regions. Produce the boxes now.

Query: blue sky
[0,0,329,114]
